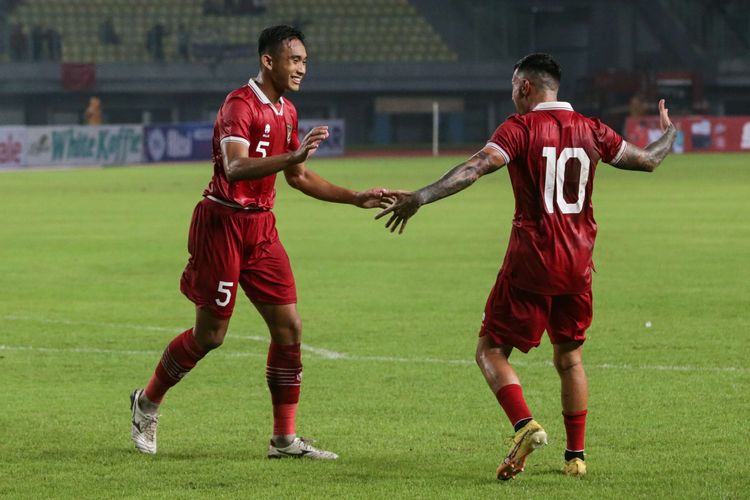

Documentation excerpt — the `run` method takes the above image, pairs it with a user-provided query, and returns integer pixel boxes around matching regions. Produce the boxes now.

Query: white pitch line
[233,334,343,359]
[1,315,746,373]
[2,315,339,358]
[0,344,265,359]
[0,343,744,374]
[1,315,180,333]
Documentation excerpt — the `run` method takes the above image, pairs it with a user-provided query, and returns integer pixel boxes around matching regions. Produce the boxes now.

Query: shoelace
[296,437,316,451]
[295,437,336,456]
[139,414,159,441]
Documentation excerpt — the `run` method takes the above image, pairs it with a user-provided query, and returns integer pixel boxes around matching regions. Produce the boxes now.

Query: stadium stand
[4,0,457,64]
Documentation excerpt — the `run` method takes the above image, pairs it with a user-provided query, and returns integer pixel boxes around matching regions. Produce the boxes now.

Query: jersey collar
[247,79,285,116]
[532,101,573,111]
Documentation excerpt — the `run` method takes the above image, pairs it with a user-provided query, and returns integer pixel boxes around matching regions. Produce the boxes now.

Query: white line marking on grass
[2,315,745,373]
[0,344,264,359]
[2,315,180,333]
[0,344,162,356]
[233,335,344,359]
[2,315,347,359]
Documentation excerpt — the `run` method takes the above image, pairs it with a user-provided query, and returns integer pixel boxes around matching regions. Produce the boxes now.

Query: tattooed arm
[613,99,677,172]
[375,146,506,234]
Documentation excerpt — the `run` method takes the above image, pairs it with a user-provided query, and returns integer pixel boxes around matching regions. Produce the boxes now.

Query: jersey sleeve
[218,96,254,148]
[592,118,626,164]
[486,116,527,165]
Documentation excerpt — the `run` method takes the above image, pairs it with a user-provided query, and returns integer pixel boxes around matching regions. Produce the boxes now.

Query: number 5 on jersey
[256,141,269,158]
[216,281,234,307]
[542,147,591,215]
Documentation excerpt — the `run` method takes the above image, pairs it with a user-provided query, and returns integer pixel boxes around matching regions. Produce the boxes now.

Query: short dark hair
[514,53,561,90]
[258,25,305,57]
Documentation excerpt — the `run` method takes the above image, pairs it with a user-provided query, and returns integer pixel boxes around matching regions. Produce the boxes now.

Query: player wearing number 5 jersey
[377,53,676,480]
[130,25,393,460]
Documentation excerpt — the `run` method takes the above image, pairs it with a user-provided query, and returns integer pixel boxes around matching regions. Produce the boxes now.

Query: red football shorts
[180,198,297,319]
[479,273,592,352]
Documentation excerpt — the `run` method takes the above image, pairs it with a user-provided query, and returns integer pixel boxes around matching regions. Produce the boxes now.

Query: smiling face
[265,37,307,94]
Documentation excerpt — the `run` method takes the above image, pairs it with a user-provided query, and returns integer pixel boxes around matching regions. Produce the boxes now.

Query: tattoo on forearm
[417,151,497,204]
[617,125,677,172]
[645,125,677,167]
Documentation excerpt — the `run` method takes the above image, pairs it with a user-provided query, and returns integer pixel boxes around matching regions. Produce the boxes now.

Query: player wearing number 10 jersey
[377,53,676,480]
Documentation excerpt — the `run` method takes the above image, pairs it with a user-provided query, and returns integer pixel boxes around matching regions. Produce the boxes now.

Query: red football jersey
[486,101,626,295]
[203,79,301,209]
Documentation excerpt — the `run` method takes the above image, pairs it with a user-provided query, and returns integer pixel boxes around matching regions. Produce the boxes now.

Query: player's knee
[475,338,495,370]
[553,353,582,374]
[475,342,486,368]
[290,315,302,336]
[194,327,227,351]
[271,316,302,343]
[287,316,302,342]
[201,337,225,351]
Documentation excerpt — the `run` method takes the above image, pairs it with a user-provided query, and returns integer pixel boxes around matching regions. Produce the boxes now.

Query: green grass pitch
[1,153,748,499]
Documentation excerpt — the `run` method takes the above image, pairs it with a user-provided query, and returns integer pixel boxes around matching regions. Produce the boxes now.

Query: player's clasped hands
[353,188,398,209]
[374,191,421,234]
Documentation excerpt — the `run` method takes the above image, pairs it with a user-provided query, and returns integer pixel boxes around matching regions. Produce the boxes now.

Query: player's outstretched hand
[374,191,421,234]
[291,126,329,163]
[353,188,397,209]
[658,99,673,132]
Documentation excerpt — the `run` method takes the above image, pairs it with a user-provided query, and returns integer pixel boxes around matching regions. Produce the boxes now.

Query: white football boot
[130,389,159,454]
[268,437,338,460]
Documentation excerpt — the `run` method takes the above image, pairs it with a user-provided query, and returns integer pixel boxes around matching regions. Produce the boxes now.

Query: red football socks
[144,329,208,404]
[563,409,587,452]
[266,342,302,437]
[272,404,298,437]
[495,383,533,429]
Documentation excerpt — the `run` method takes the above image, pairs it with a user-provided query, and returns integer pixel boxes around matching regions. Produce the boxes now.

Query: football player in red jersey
[130,25,393,460]
[377,53,676,479]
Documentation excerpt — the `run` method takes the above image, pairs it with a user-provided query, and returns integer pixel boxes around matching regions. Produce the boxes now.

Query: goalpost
[373,97,464,156]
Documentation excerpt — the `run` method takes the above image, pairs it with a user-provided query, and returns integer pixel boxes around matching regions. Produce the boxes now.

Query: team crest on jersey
[263,123,270,137]
[286,124,293,145]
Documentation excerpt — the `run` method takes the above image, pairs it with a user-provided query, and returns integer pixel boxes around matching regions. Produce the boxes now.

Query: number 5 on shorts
[216,281,234,307]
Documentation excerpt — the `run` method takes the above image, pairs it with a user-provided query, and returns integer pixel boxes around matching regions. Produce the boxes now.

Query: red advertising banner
[625,116,750,153]
[61,63,96,91]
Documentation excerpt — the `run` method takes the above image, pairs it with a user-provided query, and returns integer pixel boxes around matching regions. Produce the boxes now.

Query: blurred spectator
[84,96,103,125]
[251,0,268,14]
[203,0,222,15]
[243,0,267,14]
[222,0,267,15]
[628,94,647,117]
[31,24,46,61]
[100,17,121,45]
[9,23,28,61]
[146,23,167,61]
[47,27,62,61]
[177,24,191,61]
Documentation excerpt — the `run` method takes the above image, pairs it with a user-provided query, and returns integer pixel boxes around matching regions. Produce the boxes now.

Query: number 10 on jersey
[542,147,591,215]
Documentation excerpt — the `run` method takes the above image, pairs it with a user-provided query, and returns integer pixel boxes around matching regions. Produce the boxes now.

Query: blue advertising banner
[144,120,344,162]
[144,123,214,163]
[299,119,345,157]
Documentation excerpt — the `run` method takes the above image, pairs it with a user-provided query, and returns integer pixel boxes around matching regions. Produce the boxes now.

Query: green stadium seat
[5,0,457,64]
